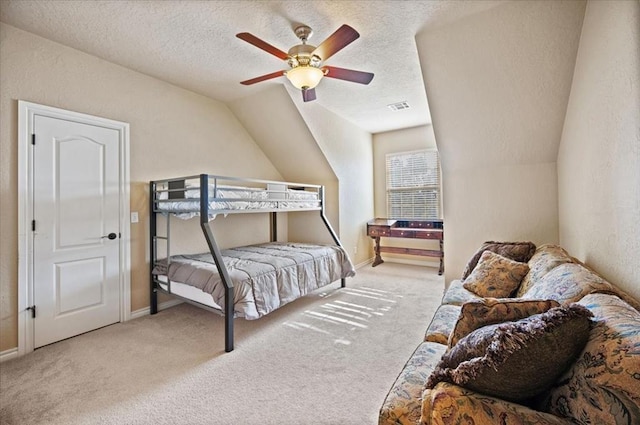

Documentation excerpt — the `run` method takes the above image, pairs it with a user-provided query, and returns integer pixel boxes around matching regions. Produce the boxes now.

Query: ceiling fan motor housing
[287,44,321,68]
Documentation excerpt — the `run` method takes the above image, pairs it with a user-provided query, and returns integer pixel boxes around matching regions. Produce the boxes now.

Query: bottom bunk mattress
[153,242,356,320]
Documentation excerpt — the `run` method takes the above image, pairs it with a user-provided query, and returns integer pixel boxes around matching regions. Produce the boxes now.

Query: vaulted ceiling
[0,0,503,134]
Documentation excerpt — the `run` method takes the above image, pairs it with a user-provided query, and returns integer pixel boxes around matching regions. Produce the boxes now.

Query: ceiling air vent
[387,101,410,111]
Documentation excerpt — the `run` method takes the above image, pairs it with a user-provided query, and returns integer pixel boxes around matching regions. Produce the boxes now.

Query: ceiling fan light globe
[285,66,324,90]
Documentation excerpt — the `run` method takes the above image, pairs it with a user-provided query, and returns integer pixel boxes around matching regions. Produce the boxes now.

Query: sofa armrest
[421,382,571,425]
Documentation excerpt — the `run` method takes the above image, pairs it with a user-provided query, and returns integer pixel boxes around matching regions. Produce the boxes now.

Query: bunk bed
[150,174,355,352]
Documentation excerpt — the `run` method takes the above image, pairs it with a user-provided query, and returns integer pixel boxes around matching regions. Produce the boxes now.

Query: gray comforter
[153,242,355,320]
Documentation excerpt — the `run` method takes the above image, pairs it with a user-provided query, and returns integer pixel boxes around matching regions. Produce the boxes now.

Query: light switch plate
[131,212,139,223]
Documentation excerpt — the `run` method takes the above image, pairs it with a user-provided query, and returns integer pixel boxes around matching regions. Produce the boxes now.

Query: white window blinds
[386,149,441,219]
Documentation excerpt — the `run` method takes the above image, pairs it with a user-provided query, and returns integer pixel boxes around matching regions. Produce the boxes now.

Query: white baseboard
[130,299,183,320]
[0,347,19,363]
[1,299,183,362]
[354,258,374,269]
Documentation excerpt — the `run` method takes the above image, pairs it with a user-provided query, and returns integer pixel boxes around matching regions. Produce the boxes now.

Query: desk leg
[438,239,444,275]
[372,236,384,267]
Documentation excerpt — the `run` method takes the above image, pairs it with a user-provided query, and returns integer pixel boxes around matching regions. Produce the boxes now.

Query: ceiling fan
[236,24,374,102]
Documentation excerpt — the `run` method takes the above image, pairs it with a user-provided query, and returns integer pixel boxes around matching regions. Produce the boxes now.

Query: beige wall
[558,1,640,300]
[416,0,585,282]
[372,125,441,268]
[0,24,285,352]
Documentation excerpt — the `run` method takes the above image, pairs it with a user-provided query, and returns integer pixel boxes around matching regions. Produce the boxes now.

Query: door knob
[101,233,118,240]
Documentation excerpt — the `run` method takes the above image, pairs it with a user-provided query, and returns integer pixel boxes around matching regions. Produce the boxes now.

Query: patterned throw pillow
[448,298,560,348]
[462,251,530,298]
[425,304,593,402]
[461,241,536,280]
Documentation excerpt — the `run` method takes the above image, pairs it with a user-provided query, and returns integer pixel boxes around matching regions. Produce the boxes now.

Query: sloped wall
[416,0,586,282]
[558,1,640,300]
[230,85,375,266]
[0,24,285,352]
[287,87,374,266]
[228,86,340,249]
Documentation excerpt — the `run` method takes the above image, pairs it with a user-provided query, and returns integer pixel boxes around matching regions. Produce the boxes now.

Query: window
[386,149,441,219]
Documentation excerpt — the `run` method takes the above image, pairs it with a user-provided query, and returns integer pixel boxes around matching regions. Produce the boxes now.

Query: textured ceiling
[0,0,502,134]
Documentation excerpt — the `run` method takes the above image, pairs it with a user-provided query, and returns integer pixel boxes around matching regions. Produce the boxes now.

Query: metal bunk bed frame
[149,173,346,352]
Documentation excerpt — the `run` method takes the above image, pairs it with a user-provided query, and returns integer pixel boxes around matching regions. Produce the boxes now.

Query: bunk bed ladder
[199,174,236,352]
[150,180,173,314]
[318,186,347,288]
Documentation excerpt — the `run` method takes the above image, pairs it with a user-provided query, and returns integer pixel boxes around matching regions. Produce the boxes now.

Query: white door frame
[17,100,131,356]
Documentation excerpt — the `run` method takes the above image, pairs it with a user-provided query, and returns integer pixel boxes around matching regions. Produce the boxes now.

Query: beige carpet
[0,263,444,425]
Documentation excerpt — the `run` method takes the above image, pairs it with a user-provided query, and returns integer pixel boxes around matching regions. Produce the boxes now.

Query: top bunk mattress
[154,182,321,219]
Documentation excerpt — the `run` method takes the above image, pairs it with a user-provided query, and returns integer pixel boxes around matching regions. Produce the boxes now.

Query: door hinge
[31,134,36,145]
[26,305,36,318]
[32,220,36,232]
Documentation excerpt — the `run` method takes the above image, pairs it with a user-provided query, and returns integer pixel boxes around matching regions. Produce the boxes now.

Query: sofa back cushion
[521,263,616,305]
[540,293,640,424]
[516,244,575,297]
[461,241,536,280]
[569,259,640,312]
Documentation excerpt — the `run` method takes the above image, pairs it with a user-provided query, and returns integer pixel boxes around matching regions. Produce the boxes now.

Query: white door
[33,115,121,348]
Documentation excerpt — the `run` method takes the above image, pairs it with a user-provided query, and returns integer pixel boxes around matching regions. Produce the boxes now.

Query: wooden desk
[367,218,444,275]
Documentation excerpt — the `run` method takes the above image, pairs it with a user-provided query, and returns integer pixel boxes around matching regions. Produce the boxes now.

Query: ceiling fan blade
[323,66,374,85]
[302,88,317,102]
[312,24,360,61]
[236,32,289,60]
[240,70,285,85]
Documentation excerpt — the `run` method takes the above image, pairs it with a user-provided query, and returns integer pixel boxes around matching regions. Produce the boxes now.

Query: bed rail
[149,174,346,352]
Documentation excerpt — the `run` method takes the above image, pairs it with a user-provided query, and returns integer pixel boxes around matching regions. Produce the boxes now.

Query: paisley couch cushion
[448,298,560,348]
[424,304,462,345]
[441,280,482,306]
[516,244,575,297]
[461,241,536,280]
[426,304,593,402]
[462,251,530,298]
[379,342,447,425]
[521,263,617,305]
[570,258,640,312]
[540,293,640,424]
[422,382,572,425]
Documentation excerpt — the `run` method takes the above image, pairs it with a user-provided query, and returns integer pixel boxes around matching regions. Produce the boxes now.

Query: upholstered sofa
[379,243,640,425]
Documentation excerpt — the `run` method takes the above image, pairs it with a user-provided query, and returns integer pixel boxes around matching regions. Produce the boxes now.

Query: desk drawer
[395,220,443,229]
[368,226,390,237]
[389,229,416,238]
[414,230,443,240]
[408,221,434,229]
